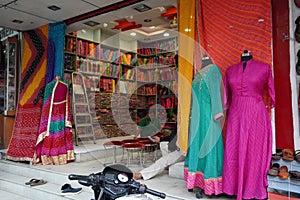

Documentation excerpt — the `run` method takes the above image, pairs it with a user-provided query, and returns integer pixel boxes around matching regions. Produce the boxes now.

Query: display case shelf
[268,159,300,194]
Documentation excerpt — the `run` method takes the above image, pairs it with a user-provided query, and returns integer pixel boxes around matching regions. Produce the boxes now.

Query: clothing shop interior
[0,0,300,200]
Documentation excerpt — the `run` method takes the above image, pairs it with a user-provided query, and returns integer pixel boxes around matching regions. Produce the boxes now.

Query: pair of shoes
[133,171,142,180]
[278,166,289,179]
[290,170,300,181]
[295,150,300,162]
[272,149,283,161]
[282,149,294,161]
[25,178,47,186]
[268,163,280,176]
[61,183,82,195]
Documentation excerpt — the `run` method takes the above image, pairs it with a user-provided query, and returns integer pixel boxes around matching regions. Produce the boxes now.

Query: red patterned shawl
[6,25,48,161]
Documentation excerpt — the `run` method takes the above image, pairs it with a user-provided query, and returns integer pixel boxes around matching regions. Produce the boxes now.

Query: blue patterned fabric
[48,22,66,79]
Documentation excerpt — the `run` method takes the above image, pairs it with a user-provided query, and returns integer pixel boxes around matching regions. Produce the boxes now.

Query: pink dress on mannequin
[222,59,275,200]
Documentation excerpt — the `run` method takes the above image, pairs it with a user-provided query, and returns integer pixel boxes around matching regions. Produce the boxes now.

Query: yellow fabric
[20,25,48,106]
[178,0,195,152]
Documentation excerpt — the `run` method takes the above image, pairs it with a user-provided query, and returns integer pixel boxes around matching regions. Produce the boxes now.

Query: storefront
[0,0,299,199]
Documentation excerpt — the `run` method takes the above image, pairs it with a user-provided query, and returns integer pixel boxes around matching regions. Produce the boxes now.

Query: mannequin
[223,53,275,200]
[35,76,75,165]
[201,55,213,68]
[240,50,253,71]
[184,59,224,197]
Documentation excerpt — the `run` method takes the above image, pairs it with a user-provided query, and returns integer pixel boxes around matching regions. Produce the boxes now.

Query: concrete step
[0,171,94,200]
[168,161,184,179]
[0,189,31,200]
[0,160,69,184]
[74,137,130,162]
[0,160,94,200]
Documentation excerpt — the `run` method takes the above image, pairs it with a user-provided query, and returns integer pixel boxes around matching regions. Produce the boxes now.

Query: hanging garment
[184,64,224,195]
[222,59,275,200]
[34,79,75,165]
[6,25,49,162]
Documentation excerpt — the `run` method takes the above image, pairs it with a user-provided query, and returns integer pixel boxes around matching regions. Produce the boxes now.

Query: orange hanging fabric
[197,0,272,72]
[178,0,196,152]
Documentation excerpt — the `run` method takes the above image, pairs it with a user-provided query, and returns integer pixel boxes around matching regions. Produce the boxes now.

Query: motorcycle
[68,163,166,200]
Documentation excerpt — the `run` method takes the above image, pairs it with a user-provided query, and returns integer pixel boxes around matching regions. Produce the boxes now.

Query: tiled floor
[4,138,299,200]
[30,138,234,200]
[33,158,234,200]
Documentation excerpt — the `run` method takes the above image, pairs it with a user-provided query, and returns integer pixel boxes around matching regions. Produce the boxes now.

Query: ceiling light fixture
[135,29,165,36]
[144,19,152,23]
[163,32,170,37]
[149,26,156,29]
[84,21,100,27]
[132,4,151,12]
[47,5,61,11]
[130,32,136,36]
[12,19,23,24]
[159,7,165,12]
[184,28,191,32]
[103,23,108,27]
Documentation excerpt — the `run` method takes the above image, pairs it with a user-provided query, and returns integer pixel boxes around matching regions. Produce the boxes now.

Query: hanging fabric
[178,0,196,152]
[7,25,49,161]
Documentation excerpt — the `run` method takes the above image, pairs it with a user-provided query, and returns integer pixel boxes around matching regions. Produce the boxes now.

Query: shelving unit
[268,159,300,194]
[0,36,18,149]
[64,32,178,139]
[136,37,178,135]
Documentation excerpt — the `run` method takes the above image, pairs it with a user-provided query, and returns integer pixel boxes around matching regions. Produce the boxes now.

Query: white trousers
[140,143,185,180]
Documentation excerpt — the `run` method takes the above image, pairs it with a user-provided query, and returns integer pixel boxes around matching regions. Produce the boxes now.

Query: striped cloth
[197,0,272,72]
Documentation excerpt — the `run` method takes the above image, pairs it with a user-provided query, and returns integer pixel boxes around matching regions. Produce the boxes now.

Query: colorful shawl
[34,79,74,165]
[6,25,49,161]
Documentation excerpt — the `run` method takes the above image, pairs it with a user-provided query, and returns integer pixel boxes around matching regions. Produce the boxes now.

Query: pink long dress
[222,59,275,200]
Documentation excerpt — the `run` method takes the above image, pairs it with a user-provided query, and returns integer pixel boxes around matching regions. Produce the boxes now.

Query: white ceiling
[0,0,177,41]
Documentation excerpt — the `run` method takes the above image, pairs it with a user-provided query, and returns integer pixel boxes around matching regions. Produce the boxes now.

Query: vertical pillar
[178,0,195,152]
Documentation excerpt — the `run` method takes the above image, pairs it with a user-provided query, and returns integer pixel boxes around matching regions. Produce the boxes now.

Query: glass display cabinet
[1,36,19,149]
[3,38,17,111]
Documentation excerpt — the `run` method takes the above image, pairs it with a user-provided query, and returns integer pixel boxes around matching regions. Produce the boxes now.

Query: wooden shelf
[65,35,178,138]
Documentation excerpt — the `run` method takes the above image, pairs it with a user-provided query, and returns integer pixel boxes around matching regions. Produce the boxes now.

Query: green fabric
[184,64,224,179]
[139,116,161,137]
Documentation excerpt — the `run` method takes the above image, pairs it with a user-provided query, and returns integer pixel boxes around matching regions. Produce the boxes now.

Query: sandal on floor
[295,150,300,162]
[289,170,300,181]
[25,178,40,185]
[268,163,280,176]
[61,183,82,195]
[272,153,281,161]
[25,178,47,186]
[278,166,289,179]
[282,148,294,162]
[276,148,283,157]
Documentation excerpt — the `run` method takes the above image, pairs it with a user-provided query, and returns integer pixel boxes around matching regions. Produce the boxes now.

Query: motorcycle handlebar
[145,187,166,199]
[69,173,166,199]
[68,174,89,181]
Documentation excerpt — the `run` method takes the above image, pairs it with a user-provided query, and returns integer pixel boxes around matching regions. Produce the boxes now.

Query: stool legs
[103,145,119,166]
[125,149,144,167]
